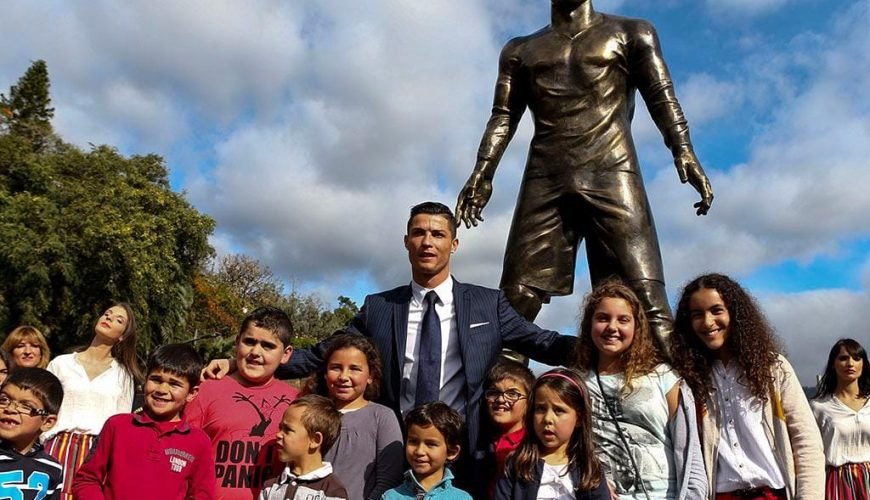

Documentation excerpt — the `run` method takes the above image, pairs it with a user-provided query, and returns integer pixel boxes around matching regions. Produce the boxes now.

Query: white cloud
[861,258,870,290]
[679,73,745,126]
[1,0,307,151]
[760,288,870,386]
[2,0,869,388]
[646,0,870,288]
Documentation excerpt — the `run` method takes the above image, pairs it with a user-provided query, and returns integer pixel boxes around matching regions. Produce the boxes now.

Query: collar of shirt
[277,462,334,484]
[410,276,454,308]
[132,410,191,435]
[0,439,45,457]
[497,427,526,447]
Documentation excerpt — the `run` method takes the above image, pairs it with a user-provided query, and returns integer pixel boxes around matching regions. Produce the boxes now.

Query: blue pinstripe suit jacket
[276,278,574,458]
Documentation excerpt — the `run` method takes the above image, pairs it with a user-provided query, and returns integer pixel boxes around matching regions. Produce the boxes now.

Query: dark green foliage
[0,60,56,150]
[0,61,215,355]
[0,60,356,365]
[0,138,216,354]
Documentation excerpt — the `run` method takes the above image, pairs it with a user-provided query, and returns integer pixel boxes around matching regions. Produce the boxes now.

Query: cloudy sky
[2,0,868,385]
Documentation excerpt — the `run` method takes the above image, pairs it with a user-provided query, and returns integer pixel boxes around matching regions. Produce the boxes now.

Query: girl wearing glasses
[483,359,534,498]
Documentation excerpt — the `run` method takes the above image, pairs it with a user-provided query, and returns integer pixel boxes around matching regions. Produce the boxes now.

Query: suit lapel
[393,285,411,397]
[453,278,470,362]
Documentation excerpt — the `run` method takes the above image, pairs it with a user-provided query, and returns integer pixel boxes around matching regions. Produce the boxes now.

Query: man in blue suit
[204,202,574,490]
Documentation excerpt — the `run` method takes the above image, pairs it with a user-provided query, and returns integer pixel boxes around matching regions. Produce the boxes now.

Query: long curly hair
[573,280,662,395]
[509,368,601,491]
[671,273,781,404]
[814,338,870,399]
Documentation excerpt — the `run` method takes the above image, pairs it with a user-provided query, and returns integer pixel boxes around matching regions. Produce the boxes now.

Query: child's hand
[201,358,234,381]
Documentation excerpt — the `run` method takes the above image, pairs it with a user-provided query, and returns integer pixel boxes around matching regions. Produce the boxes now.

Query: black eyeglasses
[484,389,527,403]
[0,394,50,418]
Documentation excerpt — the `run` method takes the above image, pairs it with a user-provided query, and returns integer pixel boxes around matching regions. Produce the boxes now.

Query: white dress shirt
[401,277,465,414]
[712,360,785,493]
[44,353,135,440]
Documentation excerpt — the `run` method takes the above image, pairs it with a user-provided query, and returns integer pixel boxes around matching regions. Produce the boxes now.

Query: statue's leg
[502,283,544,322]
[624,278,673,359]
[499,179,579,366]
[583,172,673,357]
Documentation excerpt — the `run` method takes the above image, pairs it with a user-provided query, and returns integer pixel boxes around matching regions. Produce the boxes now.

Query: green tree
[0,60,55,149]
[0,62,215,355]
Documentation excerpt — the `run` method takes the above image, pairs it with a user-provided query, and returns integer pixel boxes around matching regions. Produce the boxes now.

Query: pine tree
[0,60,55,148]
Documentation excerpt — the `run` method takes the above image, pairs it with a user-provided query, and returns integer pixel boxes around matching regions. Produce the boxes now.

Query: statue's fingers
[470,205,484,226]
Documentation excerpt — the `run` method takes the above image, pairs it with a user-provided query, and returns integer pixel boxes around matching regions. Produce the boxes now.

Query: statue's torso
[508,15,648,177]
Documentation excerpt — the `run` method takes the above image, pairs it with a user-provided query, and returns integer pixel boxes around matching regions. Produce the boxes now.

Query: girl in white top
[574,280,704,500]
[670,273,824,500]
[811,338,870,499]
[45,302,143,500]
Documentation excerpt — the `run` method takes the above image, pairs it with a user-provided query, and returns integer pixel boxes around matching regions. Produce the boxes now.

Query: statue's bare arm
[456,40,528,229]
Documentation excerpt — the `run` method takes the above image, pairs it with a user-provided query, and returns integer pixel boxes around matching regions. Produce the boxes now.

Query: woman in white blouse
[811,338,870,499]
[45,302,143,499]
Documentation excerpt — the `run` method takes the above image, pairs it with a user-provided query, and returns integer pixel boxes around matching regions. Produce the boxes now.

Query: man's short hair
[288,395,342,455]
[404,401,464,451]
[3,368,64,415]
[238,306,294,348]
[408,202,457,238]
[146,343,203,389]
[486,359,535,396]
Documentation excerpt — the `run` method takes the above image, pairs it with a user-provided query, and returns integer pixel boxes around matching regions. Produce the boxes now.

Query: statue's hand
[455,171,493,228]
[675,149,714,216]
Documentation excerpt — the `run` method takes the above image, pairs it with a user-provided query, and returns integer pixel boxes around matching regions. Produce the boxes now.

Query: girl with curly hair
[671,273,824,500]
[574,280,706,499]
[810,338,870,499]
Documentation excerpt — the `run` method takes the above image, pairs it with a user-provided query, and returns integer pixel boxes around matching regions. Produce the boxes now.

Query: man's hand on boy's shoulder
[201,359,235,381]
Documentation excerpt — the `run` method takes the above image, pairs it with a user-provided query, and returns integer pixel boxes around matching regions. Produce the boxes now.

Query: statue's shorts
[499,169,665,297]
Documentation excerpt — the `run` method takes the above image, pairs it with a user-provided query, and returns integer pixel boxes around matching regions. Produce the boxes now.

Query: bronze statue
[456,0,713,347]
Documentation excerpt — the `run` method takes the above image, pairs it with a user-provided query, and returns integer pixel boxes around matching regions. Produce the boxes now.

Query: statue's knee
[502,283,544,322]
